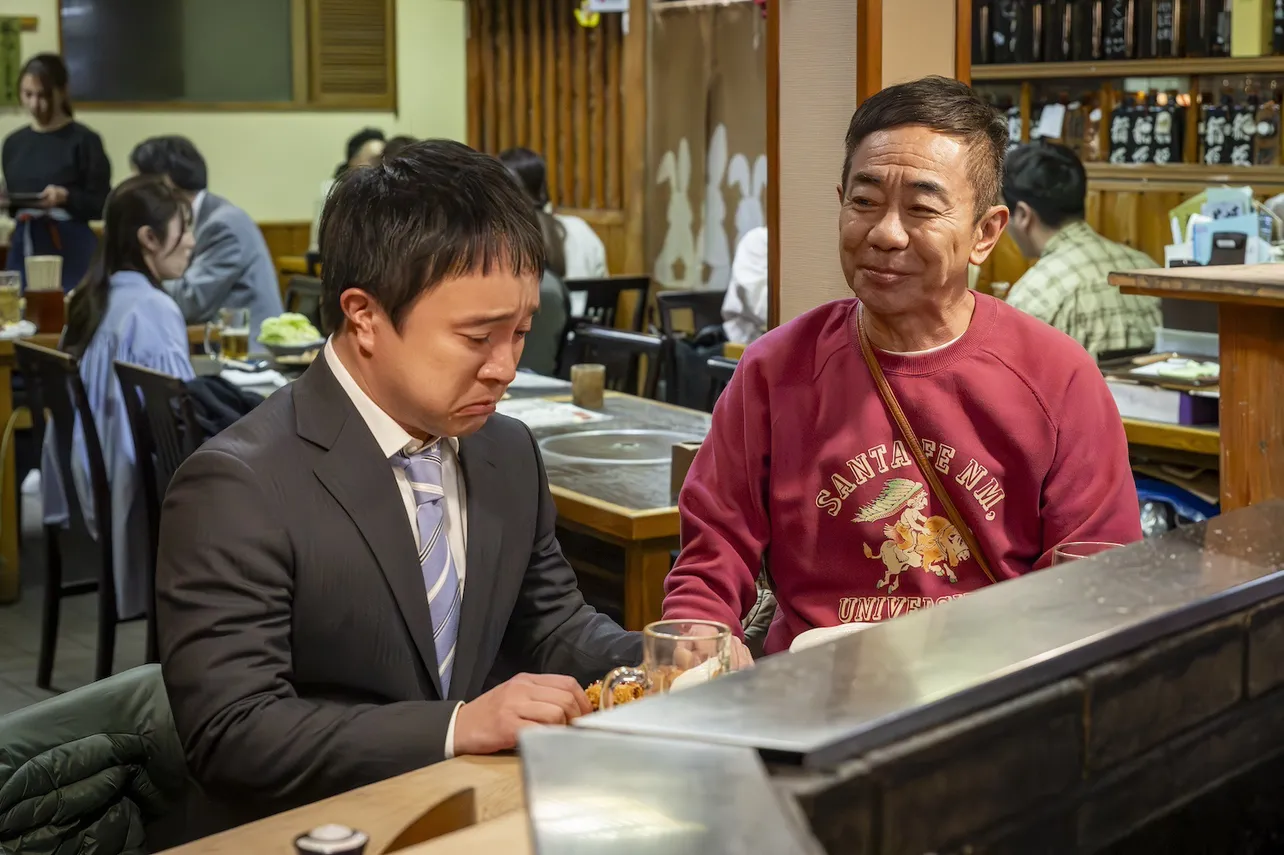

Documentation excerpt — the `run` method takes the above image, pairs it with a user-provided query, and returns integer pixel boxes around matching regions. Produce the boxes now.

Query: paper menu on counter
[495,398,612,430]
[508,372,572,390]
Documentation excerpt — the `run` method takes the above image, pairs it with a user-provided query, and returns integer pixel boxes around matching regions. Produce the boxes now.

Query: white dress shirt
[554,211,609,279]
[324,340,468,756]
[721,227,769,344]
[190,189,207,224]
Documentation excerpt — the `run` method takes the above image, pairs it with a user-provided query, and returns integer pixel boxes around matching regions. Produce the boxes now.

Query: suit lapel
[300,362,445,700]
[449,431,504,701]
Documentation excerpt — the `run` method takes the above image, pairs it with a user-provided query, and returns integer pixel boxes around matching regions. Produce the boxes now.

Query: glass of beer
[600,620,731,710]
[205,308,251,361]
[0,271,22,327]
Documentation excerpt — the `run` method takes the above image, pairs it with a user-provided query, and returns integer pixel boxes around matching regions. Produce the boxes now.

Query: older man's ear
[969,205,1010,266]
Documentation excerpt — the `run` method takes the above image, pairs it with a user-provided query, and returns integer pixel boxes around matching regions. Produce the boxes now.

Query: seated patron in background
[311,127,385,252]
[721,226,769,344]
[499,147,608,279]
[382,134,418,163]
[130,135,283,343]
[157,140,641,833]
[501,149,570,376]
[1003,143,1160,359]
[663,77,1142,657]
[44,175,195,621]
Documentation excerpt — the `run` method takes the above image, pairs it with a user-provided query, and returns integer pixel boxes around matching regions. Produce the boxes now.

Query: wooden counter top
[159,756,524,855]
[1110,265,1284,307]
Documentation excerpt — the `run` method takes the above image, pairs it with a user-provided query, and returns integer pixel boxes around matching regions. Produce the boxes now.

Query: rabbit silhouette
[728,151,768,250]
[697,124,732,292]
[653,138,700,290]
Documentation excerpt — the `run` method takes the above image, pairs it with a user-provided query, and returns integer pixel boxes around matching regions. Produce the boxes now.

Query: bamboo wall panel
[466,0,640,273]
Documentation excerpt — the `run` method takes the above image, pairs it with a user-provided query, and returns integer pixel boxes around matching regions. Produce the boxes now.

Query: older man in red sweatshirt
[663,76,1142,658]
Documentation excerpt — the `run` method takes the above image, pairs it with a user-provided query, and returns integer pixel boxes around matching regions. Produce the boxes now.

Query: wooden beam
[765,0,780,329]
[856,0,882,105]
[956,0,971,84]
[621,0,647,274]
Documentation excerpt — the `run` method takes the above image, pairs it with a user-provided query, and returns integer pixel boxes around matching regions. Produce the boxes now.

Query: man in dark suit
[130,135,284,343]
[156,140,642,832]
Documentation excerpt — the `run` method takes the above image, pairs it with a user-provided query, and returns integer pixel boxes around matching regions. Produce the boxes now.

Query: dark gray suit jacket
[156,356,641,832]
[163,192,284,343]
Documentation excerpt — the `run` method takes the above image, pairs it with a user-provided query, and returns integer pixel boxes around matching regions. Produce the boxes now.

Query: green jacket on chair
[0,664,188,854]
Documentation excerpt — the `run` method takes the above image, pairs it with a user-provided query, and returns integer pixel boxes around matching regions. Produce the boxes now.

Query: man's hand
[39,185,69,209]
[452,673,592,756]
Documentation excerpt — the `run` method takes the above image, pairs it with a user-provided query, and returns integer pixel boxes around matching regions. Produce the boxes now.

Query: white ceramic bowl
[789,623,873,653]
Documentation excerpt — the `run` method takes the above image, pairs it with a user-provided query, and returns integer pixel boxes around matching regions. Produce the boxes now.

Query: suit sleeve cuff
[443,702,464,759]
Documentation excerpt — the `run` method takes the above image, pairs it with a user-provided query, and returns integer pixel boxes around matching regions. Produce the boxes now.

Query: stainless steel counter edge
[578,501,1284,769]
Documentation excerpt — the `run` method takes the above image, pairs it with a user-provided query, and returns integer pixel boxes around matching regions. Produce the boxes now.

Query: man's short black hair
[319,139,546,332]
[1002,142,1087,228]
[130,135,209,192]
[842,75,1008,215]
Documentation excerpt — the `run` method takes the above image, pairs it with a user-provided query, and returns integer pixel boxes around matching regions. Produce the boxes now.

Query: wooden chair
[705,356,738,411]
[115,361,201,664]
[284,276,324,333]
[656,290,728,404]
[565,276,650,331]
[16,342,117,688]
[565,326,667,400]
[655,289,727,338]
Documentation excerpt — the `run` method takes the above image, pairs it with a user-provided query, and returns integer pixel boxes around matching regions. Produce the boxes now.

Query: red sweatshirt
[663,294,1142,655]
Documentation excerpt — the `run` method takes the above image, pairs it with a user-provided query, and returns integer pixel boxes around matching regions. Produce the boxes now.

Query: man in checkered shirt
[1003,143,1161,359]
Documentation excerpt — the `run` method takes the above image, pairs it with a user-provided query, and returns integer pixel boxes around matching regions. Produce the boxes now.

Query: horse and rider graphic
[857,478,971,593]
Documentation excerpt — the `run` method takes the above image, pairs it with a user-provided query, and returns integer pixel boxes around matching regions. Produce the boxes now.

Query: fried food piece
[585,680,645,711]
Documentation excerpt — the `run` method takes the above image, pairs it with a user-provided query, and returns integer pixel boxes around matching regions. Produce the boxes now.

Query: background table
[532,392,710,628]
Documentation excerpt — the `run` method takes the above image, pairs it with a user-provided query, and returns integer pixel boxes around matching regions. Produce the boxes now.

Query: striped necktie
[391,443,461,695]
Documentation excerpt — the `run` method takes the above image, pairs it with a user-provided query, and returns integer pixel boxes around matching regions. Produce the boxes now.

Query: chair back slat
[566,326,667,400]
[704,356,738,410]
[565,276,650,332]
[655,290,727,338]
[114,362,200,568]
[16,343,114,601]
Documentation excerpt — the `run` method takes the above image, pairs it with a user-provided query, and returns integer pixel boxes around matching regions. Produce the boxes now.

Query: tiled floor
[0,587,148,715]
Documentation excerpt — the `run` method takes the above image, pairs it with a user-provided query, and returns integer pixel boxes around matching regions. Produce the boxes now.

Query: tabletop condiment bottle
[1043,0,1075,60]
[1108,98,1136,163]
[295,825,370,855]
[1229,96,1258,165]
[1209,0,1233,55]
[1152,91,1184,163]
[1072,0,1107,59]
[1104,0,1138,57]
[974,0,995,64]
[1188,0,1213,54]
[1140,0,1182,55]
[1128,93,1157,163]
[1254,94,1281,163]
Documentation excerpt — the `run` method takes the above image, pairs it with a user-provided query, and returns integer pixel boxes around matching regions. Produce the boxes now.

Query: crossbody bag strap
[856,310,998,585]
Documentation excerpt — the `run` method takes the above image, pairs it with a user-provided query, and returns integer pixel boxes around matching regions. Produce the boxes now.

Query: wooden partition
[464,0,646,275]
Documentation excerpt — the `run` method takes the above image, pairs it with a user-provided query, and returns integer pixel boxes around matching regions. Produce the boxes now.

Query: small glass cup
[1052,541,1123,564]
[600,619,731,710]
[205,308,251,361]
[571,362,606,409]
[0,271,22,326]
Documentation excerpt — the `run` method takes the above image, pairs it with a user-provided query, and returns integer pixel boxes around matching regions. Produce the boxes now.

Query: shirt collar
[323,338,460,459]
[1041,219,1095,257]
[191,190,207,222]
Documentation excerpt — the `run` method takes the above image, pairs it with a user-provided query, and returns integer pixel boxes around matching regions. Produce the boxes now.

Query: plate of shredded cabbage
[258,313,324,356]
